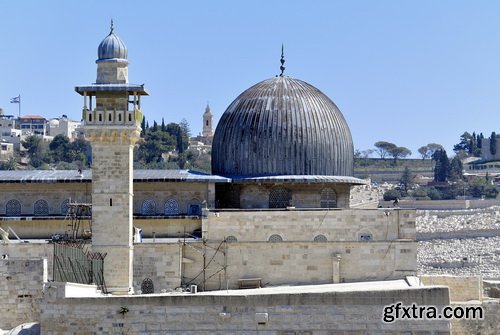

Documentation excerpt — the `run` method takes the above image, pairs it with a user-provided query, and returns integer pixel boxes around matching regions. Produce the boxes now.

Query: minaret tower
[75,22,147,294]
[202,103,213,138]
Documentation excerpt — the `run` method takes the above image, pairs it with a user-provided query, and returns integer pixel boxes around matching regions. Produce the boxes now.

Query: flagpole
[18,95,21,117]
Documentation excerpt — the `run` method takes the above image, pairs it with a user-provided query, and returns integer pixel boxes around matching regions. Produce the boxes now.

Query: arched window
[358,232,373,241]
[141,199,157,215]
[61,199,70,216]
[88,113,92,122]
[313,234,328,242]
[188,199,201,216]
[268,234,283,243]
[320,188,337,208]
[269,187,292,208]
[164,199,179,215]
[34,200,49,216]
[6,199,21,216]
[226,235,238,243]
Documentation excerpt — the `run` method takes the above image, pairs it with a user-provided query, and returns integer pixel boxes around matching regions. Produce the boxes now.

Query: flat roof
[232,175,368,185]
[0,170,230,183]
[0,170,367,185]
[74,83,148,96]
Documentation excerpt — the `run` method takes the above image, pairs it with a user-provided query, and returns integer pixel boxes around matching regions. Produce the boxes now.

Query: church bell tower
[202,103,213,138]
[75,22,147,294]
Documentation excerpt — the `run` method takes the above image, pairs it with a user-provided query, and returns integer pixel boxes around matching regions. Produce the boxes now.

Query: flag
[10,95,20,104]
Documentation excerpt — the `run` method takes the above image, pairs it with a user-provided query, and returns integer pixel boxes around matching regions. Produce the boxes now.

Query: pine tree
[490,132,497,157]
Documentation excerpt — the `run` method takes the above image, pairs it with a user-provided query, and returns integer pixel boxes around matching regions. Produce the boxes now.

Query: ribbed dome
[212,76,354,177]
[97,29,127,60]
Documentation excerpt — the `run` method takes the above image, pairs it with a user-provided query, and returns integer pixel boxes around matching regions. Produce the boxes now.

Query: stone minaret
[202,103,213,138]
[75,22,147,294]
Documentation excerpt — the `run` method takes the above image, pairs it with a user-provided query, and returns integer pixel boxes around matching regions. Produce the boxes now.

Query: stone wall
[0,217,201,239]
[0,259,46,330]
[204,209,416,242]
[0,183,90,216]
[238,183,351,209]
[133,243,181,292]
[419,276,482,302]
[40,282,451,335]
[380,199,500,210]
[0,243,53,278]
[134,182,210,215]
[0,181,210,218]
[451,300,500,335]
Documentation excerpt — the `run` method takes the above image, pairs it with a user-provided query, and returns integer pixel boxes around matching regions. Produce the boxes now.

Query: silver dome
[212,76,354,177]
[97,28,127,61]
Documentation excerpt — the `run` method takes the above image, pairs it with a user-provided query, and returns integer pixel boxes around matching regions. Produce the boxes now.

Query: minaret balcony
[83,108,142,128]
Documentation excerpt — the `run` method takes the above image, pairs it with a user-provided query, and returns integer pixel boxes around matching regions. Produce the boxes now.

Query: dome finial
[110,19,114,33]
[279,44,285,76]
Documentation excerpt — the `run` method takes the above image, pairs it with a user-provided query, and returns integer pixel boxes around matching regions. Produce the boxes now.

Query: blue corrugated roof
[0,170,230,183]
[0,170,365,185]
[231,175,368,185]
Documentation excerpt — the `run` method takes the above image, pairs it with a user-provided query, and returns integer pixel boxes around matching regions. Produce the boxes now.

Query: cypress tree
[490,132,497,157]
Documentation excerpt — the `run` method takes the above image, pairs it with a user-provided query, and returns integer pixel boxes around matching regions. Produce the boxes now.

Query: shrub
[383,189,402,201]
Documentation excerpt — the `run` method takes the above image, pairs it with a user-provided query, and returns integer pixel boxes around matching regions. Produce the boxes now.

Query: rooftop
[0,169,230,183]
[0,170,368,184]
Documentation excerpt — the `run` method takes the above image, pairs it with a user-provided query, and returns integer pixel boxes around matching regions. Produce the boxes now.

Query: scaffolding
[64,202,92,240]
[180,237,229,292]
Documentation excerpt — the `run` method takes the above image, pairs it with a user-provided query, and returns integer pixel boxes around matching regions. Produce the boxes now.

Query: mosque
[0,25,459,335]
[0,23,417,293]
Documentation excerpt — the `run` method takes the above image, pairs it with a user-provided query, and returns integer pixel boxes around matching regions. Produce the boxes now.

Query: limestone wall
[419,276,482,302]
[451,300,500,335]
[133,243,181,292]
[134,182,209,215]
[0,217,201,239]
[0,181,210,218]
[204,209,416,242]
[380,199,500,210]
[239,183,351,209]
[40,282,451,334]
[0,183,90,216]
[0,243,53,278]
[0,259,46,329]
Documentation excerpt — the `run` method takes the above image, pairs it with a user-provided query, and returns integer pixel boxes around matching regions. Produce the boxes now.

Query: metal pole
[18,95,21,117]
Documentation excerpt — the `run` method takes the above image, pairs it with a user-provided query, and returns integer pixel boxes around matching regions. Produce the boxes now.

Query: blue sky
[1,1,500,157]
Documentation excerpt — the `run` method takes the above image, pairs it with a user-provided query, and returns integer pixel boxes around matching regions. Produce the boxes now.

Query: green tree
[468,177,499,198]
[477,133,484,150]
[449,156,463,181]
[166,122,189,153]
[417,145,429,160]
[141,116,146,136]
[399,167,414,195]
[388,146,411,165]
[433,149,450,182]
[374,141,397,160]
[179,118,191,137]
[49,134,71,162]
[453,132,473,155]
[383,189,401,201]
[0,156,16,170]
[136,130,176,164]
[418,143,444,160]
[22,135,48,168]
[490,132,497,157]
